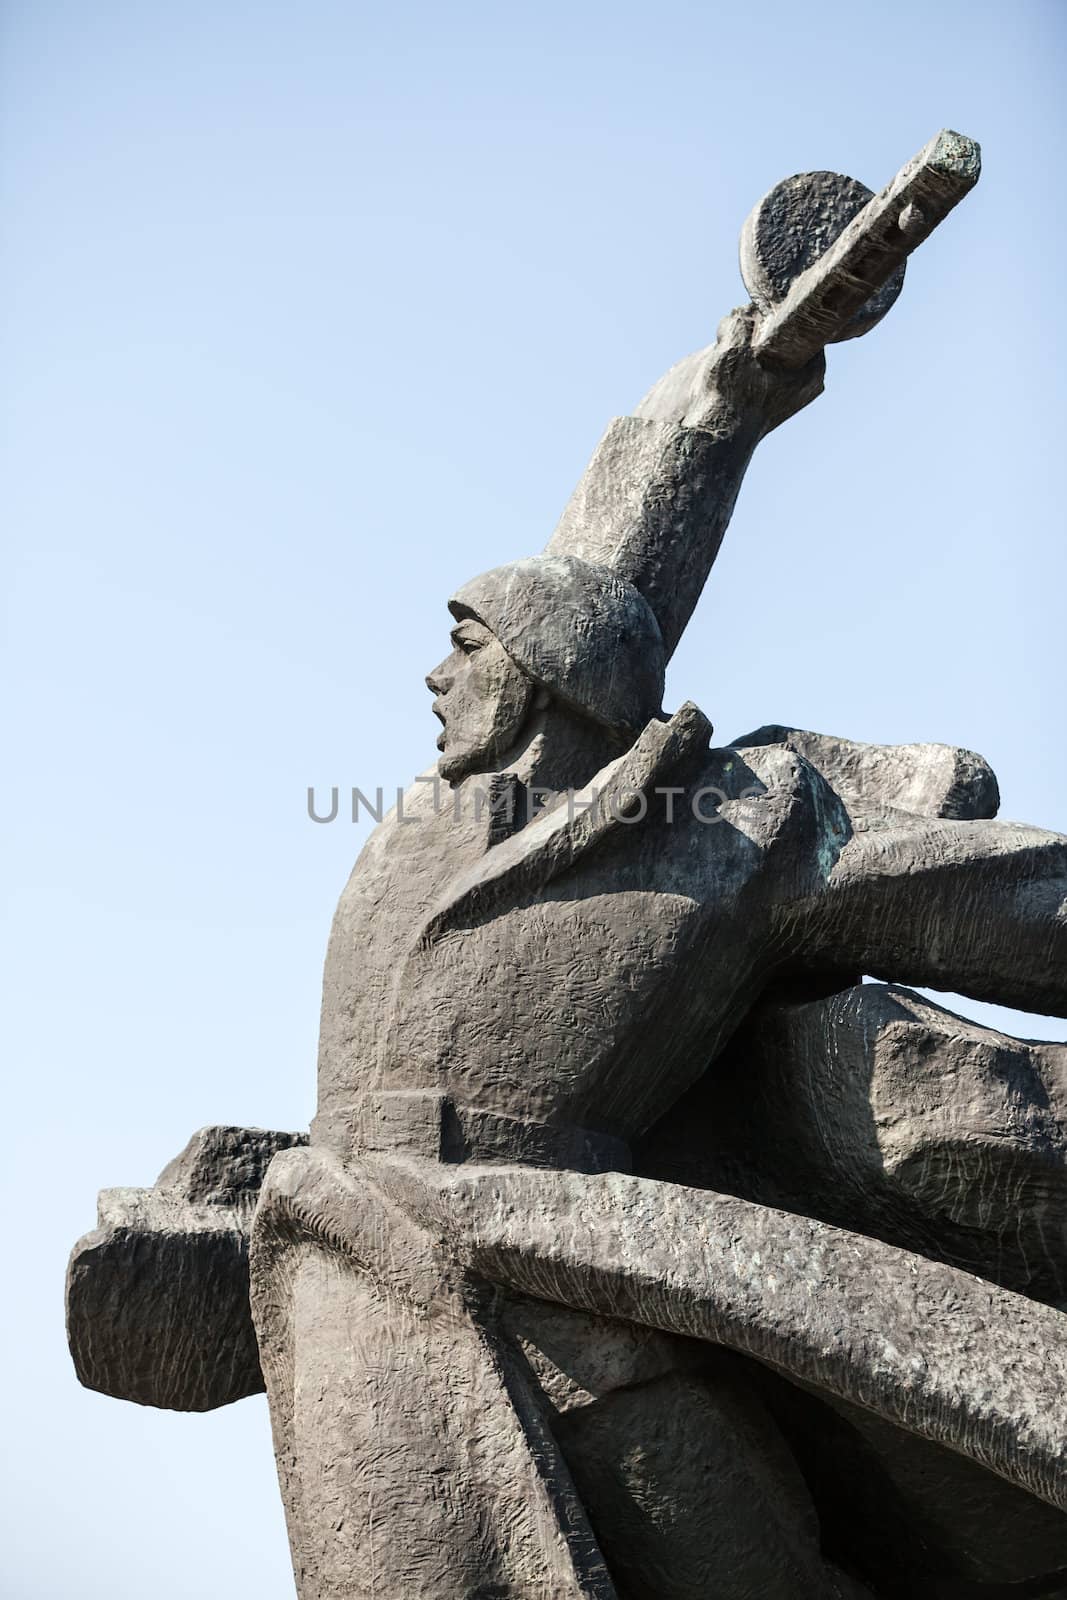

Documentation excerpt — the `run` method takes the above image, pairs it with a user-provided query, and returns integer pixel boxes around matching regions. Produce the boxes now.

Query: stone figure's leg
[812,815,1067,1018]
[249,1148,617,1600]
[502,1296,845,1600]
[755,1374,1067,1595]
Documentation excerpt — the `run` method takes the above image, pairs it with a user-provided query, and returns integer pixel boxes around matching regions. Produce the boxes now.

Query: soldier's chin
[437,742,490,786]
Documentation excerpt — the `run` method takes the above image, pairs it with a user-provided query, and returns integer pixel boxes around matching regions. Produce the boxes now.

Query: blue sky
[3,2,1065,1594]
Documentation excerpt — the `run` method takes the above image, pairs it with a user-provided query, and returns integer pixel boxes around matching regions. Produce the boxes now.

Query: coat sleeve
[798,812,1067,1018]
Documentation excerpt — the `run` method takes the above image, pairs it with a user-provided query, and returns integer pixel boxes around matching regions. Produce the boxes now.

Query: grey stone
[451,553,666,735]
[750,129,981,369]
[802,1392,1067,1589]
[731,723,1000,821]
[739,169,905,343]
[548,1359,829,1599]
[67,128,1067,1598]
[549,306,826,658]
[67,1126,305,1411]
[641,982,1067,1305]
[247,1140,1067,1595]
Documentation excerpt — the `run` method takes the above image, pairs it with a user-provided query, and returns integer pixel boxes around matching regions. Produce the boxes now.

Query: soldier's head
[426,554,666,783]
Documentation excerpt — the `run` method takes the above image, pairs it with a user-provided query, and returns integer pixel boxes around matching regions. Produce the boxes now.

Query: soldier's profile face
[426,616,534,784]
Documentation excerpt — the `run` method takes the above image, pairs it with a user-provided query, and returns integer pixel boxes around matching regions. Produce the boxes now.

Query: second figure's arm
[799,810,1067,1020]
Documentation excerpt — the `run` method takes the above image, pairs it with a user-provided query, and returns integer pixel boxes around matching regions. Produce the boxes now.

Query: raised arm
[546,308,824,658]
[546,131,981,661]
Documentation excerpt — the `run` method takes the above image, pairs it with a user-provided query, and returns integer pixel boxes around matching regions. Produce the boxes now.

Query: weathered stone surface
[314,705,1067,1160]
[732,723,1000,821]
[156,1123,307,1205]
[451,554,666,735]
[250,1147,617,1599]
[502,1297,876,1599]
[66,1126,305,1410]
[750,130,981,368]
[395,1157,1067,1511]
[750,1371,1067,1592]
[740,169,905,343]
[550,306,825,659]
[641,983,1067,1305]
[804,1391,1067,1588]
[550,1359,829,1600]
[249,1140,1067,1600]
[68,128,1067,1599]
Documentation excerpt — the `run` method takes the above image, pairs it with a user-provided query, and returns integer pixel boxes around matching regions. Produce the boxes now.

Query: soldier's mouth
[432,701,447,749]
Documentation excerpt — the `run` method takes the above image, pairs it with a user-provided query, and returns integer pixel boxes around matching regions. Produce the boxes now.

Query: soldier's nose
[426,665,450,695]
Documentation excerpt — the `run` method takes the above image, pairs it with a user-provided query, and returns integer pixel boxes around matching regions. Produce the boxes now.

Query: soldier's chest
[377,820,772,1136]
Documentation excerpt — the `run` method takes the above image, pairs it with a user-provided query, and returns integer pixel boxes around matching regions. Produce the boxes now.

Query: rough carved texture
[550,309,825,658]
[67,128,1067,1599]
[641,983,1067,1305]
[251,1143,1067,1593]
[67,1126,306,1411]
[732,723,1001,822]
[740,170,905,343]
[750,130,981,368]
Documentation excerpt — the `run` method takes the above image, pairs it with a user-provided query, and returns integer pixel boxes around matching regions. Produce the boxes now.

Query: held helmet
[449,554,665,736]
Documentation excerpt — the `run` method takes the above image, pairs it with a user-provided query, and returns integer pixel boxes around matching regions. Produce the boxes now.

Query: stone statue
[68,131,1067,1598]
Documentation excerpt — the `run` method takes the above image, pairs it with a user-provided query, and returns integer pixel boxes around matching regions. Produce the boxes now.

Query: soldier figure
[69,133,1067,1598]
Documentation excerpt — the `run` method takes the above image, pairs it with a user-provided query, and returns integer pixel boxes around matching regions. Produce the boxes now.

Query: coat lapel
[419,701,712,947]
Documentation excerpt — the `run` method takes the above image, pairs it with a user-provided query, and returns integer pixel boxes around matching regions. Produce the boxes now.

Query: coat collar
[419,701,712,947]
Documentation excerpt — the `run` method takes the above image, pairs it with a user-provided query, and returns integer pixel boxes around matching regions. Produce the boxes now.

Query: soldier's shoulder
[728,724,1000,823]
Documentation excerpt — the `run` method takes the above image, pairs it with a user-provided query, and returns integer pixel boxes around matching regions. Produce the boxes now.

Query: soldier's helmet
[449,554,665,736]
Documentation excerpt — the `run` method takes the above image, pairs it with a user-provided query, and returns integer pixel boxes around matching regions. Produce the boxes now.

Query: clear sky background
[3,2,1065,1595]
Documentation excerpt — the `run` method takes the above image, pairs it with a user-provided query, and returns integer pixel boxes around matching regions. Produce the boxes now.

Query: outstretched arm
[801,813,1067,1019]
